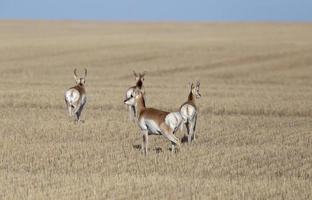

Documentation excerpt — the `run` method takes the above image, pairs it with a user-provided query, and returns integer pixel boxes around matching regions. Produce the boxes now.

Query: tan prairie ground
[0,21,312,199]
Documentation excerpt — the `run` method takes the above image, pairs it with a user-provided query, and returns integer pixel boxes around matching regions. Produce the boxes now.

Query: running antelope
[124,88,182,155]
[180,81,201,143]
[64,68,87,122]
[124,71,145,122]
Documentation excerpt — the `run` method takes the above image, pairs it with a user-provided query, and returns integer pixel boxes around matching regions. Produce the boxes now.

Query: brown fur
[180,91,197,110]
[140,108,169,125]
[187,91,194,102]
[136,92,170,128]
[71,84,86,95]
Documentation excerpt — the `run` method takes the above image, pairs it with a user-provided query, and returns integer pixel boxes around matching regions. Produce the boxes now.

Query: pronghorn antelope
[64,68,87,122]
[124,88,182,155]
[180,81,201,143]
[124,71,145,122]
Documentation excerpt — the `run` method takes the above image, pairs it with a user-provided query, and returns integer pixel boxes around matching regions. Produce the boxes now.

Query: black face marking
[136,79,143,89]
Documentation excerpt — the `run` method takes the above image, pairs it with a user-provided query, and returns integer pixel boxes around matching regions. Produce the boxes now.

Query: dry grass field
[0,20,312,199]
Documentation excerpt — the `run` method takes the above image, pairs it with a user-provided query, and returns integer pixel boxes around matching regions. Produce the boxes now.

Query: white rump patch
[65,89,80,105]
[180,104,196,122]
[165,112,183,133]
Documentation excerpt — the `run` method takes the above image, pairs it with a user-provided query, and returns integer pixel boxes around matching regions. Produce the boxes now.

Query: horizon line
[0,18,312,24]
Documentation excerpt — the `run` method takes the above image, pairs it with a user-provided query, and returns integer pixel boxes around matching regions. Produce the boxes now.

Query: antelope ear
[141,71,146,77]
[187,82,191,90]
[196,80,200,87]
[133,71,138,77]
[190,82,194,89]
[73,68,78,81]
[84,68,87,78]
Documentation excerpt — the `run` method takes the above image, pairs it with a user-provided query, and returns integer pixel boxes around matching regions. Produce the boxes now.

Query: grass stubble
[0,21,312,199]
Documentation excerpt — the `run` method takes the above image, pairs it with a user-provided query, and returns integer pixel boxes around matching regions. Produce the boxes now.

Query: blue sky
[0,0,311,21]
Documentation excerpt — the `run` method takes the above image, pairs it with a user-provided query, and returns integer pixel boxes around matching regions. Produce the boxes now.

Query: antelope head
[74,68,87,85]
[124,87,144,106]
[133,71,145,89]
[190,80,201,99]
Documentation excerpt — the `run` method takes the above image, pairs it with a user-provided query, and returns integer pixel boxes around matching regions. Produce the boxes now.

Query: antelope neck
[187,91,195,103]
[136,95,146,115]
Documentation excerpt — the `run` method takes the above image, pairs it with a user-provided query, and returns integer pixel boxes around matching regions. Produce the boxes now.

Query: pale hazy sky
[0,0,311,21]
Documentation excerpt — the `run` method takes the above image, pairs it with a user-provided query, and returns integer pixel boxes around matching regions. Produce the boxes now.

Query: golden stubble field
[0,21,312,199]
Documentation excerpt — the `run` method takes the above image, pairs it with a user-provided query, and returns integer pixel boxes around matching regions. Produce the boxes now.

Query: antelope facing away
[65,68,87,122]
[124,88,182,155]
[180,81,201,143]
[124,71,145,122]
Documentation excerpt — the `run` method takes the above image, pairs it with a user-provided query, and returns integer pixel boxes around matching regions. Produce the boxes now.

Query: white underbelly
[139,118,161,135]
